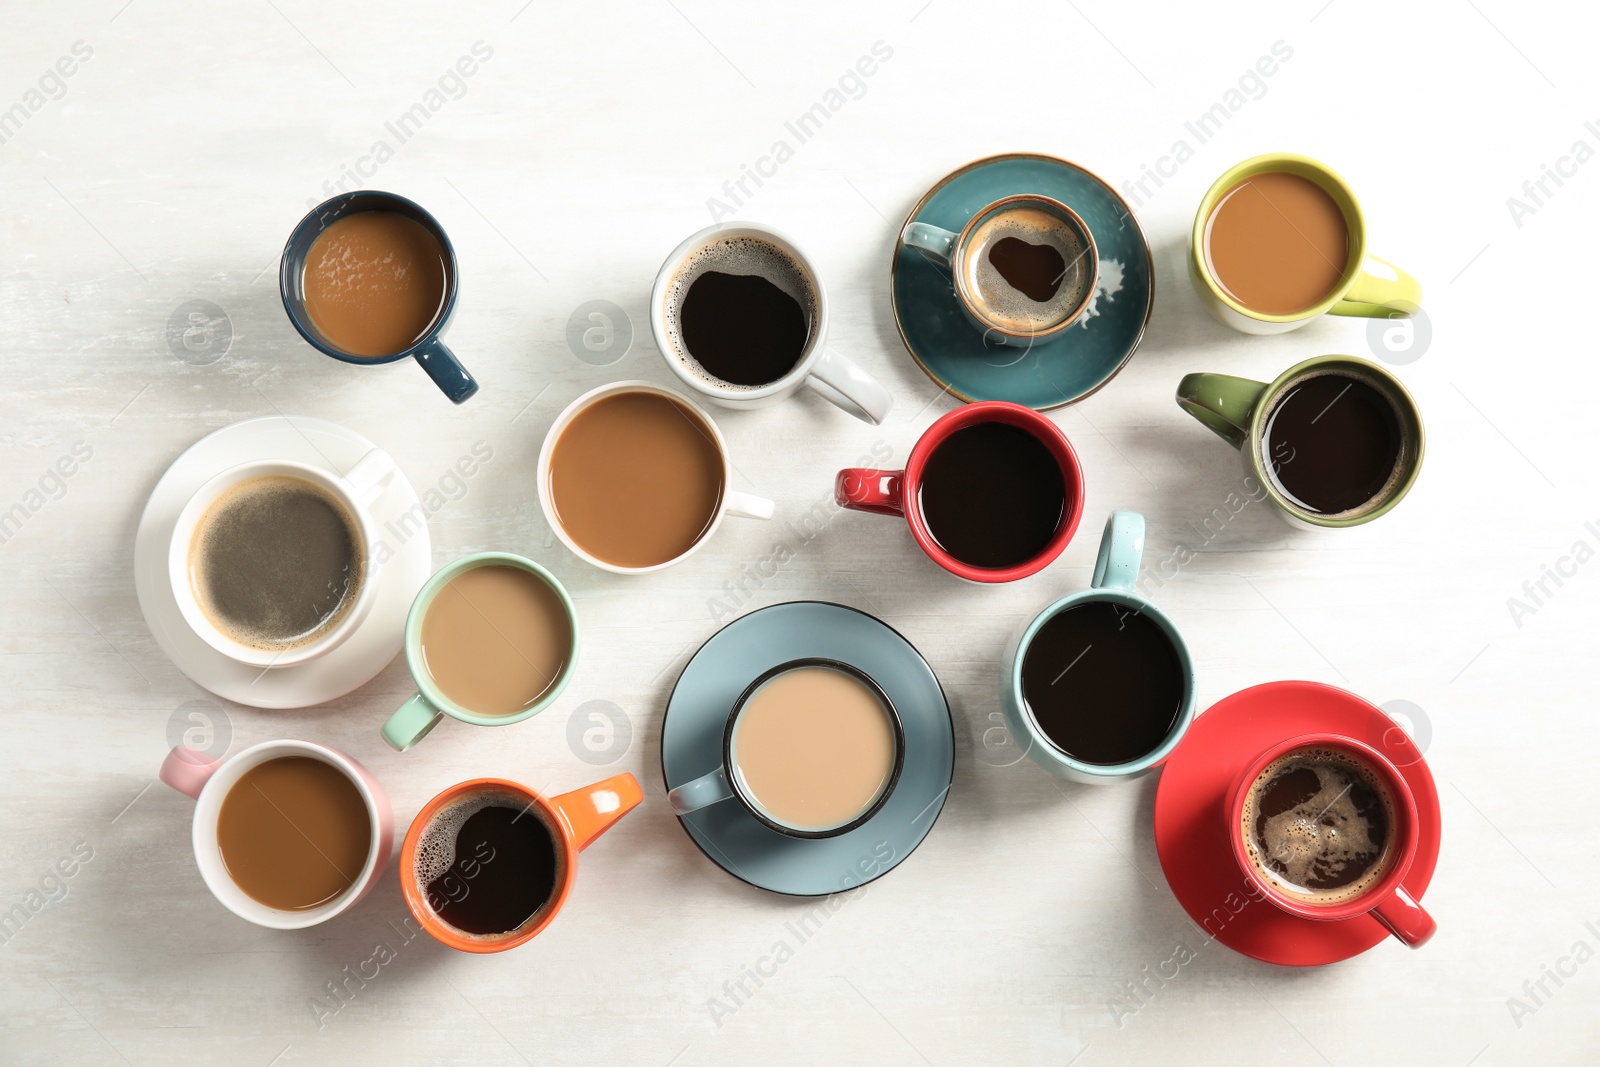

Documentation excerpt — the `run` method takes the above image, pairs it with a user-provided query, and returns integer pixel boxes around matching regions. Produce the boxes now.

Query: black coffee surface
[1264,373,1402,515]
[426,805,557,936]
[1249,755,1391,896]
[679,270,808,386]
[988,236,1067,302]
[917,422,1065,570]
[1021,601,1184,765]
[194,475,360,649]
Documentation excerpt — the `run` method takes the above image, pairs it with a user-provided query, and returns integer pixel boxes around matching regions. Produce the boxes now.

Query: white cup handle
[725,491,774,520]
[806,348,894,425]
[342,449,398,509]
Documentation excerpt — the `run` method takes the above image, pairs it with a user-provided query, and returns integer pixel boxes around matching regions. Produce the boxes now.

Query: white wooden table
[3,1,1595,1063]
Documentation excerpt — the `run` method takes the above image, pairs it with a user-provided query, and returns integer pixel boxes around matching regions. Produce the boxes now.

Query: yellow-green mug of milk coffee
[1189,153,1421,335]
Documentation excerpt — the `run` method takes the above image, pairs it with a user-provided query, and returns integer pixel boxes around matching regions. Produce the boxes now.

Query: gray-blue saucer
[661,602,954,896]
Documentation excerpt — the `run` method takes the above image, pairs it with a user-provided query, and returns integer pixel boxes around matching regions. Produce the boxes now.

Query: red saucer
[1153,681,1440,966]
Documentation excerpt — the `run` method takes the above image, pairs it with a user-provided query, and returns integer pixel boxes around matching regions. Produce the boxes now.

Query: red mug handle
[836,469,905,517]
[1371,884,1436,947]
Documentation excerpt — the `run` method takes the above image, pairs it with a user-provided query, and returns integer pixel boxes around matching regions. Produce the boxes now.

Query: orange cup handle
[551,772,642,851]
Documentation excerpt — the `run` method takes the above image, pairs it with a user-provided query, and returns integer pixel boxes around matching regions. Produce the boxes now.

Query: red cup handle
[1371,885,1436,947]
[836,469,905,517]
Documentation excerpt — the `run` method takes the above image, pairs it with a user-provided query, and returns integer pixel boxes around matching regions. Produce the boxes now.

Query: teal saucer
[891,153,1154,410]
[660,602,954,896]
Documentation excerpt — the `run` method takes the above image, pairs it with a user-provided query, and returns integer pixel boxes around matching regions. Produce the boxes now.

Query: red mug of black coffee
[1227,733,1436,948]
[835,402,1083,583]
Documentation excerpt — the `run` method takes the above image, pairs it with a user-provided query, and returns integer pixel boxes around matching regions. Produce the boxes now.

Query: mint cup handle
[902,222,958,269]
[1091,510,1145,592]
[667,767,733,815]
[1175,372,1266,450]
[382,693,445,752]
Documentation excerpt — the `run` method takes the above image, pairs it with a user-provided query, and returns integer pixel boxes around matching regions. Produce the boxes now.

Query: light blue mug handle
[668,767,734,815]
[1091,510,1144,591]
[901,222,959,269]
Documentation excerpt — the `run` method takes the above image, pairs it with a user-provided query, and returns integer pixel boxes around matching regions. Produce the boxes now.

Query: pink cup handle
[1371,884,1436,947]
[836,468,904,517]
[160,746,221,800]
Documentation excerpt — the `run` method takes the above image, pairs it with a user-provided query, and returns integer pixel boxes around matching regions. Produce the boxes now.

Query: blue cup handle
[902,221,958,269]
[667,767,733,815]
[1091,510,1144,591]
[413,338,478,404]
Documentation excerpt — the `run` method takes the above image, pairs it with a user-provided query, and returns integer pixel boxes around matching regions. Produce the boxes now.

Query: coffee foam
[661,236,818,391]
[412,787,563,940]
[190,475,363,651]
[959,206,1089,334]
[1241,746,1396,906]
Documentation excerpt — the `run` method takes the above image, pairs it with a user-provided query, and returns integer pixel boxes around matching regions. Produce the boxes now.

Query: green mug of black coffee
[1176,355,1424,528]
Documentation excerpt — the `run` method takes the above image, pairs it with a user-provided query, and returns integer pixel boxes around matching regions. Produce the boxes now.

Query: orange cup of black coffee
[400,774,641,953]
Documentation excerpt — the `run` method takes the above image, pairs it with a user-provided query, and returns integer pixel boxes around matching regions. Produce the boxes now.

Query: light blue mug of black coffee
[999,510,1196,783]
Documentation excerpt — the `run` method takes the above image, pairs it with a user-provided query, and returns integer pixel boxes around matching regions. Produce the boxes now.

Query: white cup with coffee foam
[650,222,893,425]
[167,451,397,668]
[902,194,1098,348]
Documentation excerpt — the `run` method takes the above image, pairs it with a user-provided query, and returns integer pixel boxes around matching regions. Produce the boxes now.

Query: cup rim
[900,401,1084,583]
[402,551,579,726]
[1244,355,1426,528]
[718,657,906,839]
[535,380,736,574]
[1226,732,1420,922]
[648,221,830,401]
[399,778,574,953]
[190,739,386,930]
[949,193,1100,342]
[279,189,459,366]
[168,458,378,668]
[1189,152,1367,324]
[1010,588,1196,778]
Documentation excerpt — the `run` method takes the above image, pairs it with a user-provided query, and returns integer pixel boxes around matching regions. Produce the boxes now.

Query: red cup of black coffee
[835,401,1083,583]
[1226,733,1436,948]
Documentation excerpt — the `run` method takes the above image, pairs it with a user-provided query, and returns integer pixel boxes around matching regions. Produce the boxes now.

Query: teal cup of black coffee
[998,510,1197,782]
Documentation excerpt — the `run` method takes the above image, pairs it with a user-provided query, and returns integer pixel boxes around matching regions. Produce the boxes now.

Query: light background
[2,1,1596,1063]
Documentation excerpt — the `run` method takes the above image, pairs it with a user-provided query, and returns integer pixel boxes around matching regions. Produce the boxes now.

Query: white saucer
[134,416,433,709]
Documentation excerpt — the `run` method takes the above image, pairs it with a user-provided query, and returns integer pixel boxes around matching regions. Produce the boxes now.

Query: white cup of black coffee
[168,451,397,667]
[650,222,894,424]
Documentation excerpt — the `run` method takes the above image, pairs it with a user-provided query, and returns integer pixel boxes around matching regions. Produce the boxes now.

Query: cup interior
[169,459,375,668]
[537,381,733,573]
[952,194,1098,338]
[400,779,574,953]
[721,658,905,839]
[280,190,458,363]
[902,401,1083,582]
[1193,154,1366,322]
[1013,589,1195,777]
[405,552,578,725]
[191,741,384,930]
[1249,356,1425,525]
[651,223,827,399]
[1227,734,1418,919]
